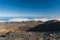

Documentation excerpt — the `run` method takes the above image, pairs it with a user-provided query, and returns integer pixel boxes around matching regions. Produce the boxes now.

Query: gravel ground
[0,32,60,40]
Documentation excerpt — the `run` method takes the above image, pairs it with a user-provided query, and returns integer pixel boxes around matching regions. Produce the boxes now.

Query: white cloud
[8,18,53,22]
[0,17,60,22]
[32,18,52,22]
[0,20,6,22]
[8,18,31,22]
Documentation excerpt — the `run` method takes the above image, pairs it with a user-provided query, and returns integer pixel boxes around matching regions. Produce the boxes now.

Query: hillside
[0,20,60,33]
[27,20,60,32]
[0,20,43,33]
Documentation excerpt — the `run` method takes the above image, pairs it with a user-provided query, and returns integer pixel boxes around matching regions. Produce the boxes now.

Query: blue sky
[0,0,60,17]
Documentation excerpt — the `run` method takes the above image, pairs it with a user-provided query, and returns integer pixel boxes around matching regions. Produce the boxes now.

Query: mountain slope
[27,20,60,32]
[0,20,43,32]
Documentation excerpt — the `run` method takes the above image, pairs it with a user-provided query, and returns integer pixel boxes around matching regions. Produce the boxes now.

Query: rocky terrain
[0,20,60,40]
[0,32,60,40]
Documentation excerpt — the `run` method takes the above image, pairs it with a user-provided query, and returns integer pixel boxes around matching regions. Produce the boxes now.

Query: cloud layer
[0,17,60,22]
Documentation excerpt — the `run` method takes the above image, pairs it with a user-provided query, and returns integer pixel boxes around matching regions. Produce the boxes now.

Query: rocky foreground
[0,32,60,40]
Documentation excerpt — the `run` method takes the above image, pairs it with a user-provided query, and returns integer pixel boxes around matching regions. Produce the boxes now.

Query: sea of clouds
[0,17,60,22]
